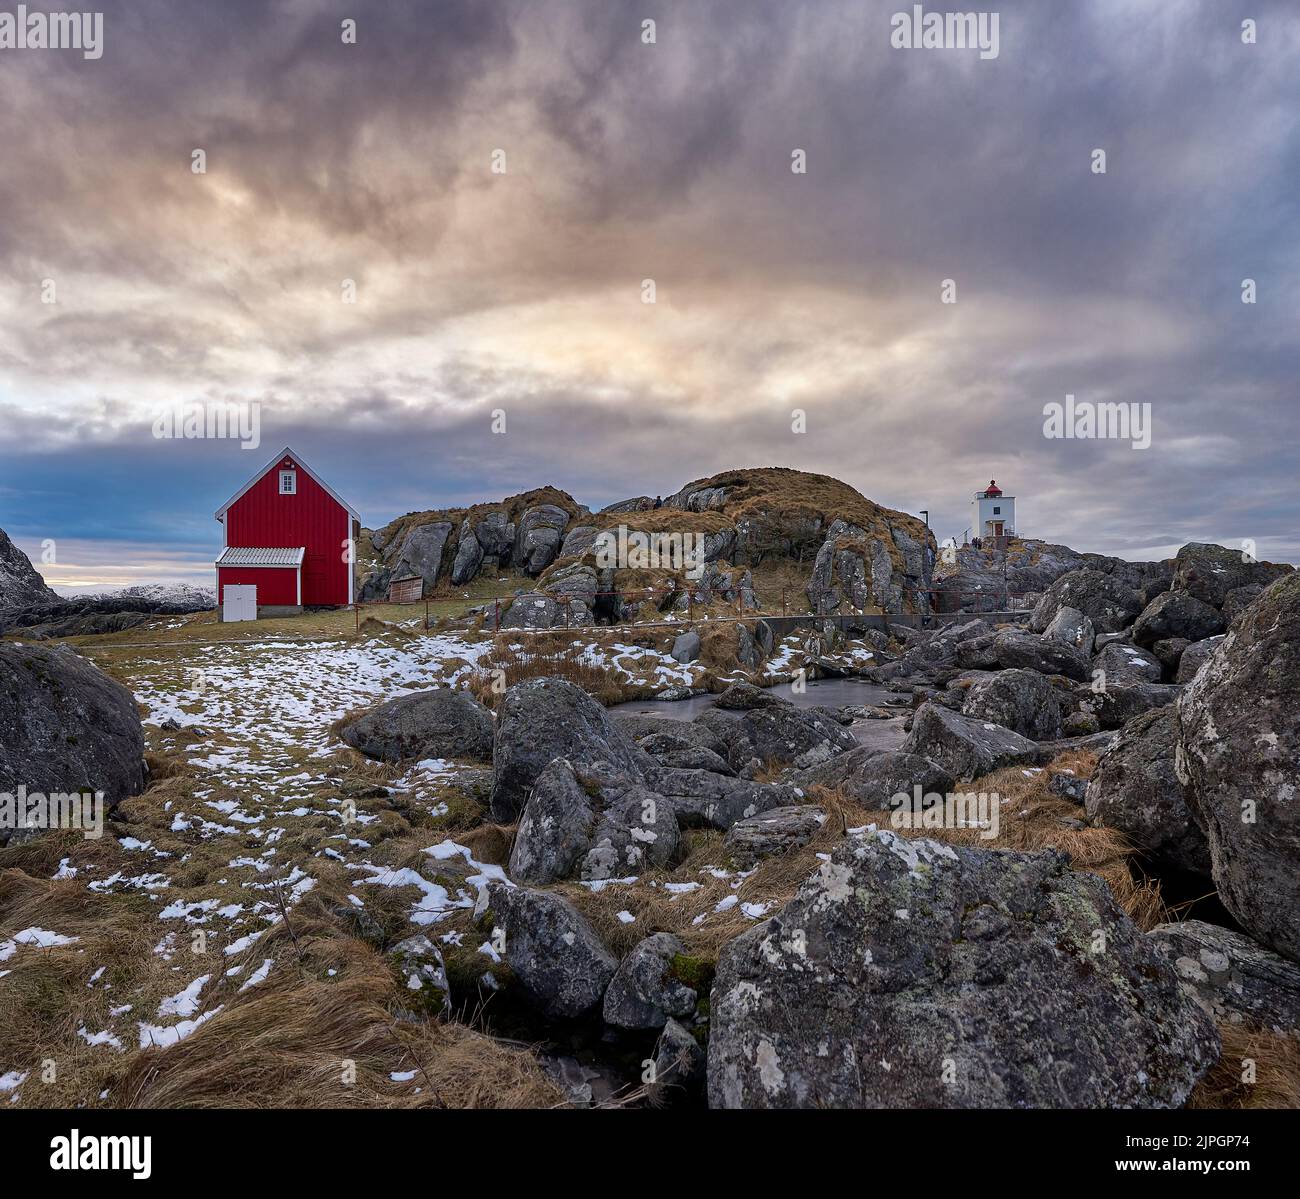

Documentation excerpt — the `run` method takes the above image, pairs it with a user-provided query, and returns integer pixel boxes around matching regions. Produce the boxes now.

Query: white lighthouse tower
[972,479,1015,544]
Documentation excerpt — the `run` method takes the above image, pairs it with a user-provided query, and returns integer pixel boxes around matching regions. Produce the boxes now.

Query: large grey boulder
[558,525,599,560]
[787,747,955,810]
[902,702,1037,779]
[708,829,1219,1108]
[645,741,735,776]
[1093,640,1163,684]
[955,628,1090,681]
[1042,605,1094,654]
[718,703,858,772]
[724,805,825,867]
[1030,569,1143,635]
[507,759,598,885]
[1085,707,1210,876]
[481,884,616,1019]
[1131,590,1224,648]
[450,518,485,585]
[1148,920,1300,1035]
[1176,574,1300,961]
[615,714,725,756]
[602,933,698,1030]
[0,644,146,844]
[714,681,784,710]
[489,678,649,821]
[643,766,803,831]
[960,668,1062,740]
[339,688,494,764]
[497,592,560,630]
[537,562,598,625]
[514,504,571,575]
[882,618,992,679]
[1174,635,1224,684]
[1171,542,1292,609]
[509,759,680,884]
[1082,681,1182,731]
[580,784,681,881]
[473,511,516,561]
[670,631,701,664]
[392,521,454,587]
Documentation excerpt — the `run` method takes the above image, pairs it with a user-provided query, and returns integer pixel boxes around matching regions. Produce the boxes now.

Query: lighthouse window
[993,506,1001,514]
[279,470,297,495]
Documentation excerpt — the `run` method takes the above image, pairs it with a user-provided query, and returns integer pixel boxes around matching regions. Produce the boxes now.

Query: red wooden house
[214,447,360,620]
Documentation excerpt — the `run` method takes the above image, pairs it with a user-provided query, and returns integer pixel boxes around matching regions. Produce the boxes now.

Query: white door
[222,584,257,622]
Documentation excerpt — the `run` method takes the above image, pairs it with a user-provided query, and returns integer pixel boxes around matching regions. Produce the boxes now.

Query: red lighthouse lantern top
[984,479,1002,497]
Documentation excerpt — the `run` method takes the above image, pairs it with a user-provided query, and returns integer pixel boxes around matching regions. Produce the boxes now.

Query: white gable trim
[214,445,361,521]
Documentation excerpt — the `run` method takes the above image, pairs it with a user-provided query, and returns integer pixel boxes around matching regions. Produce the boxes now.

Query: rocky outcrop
[339,689,494,764]
[489,679,649,822]
[1170,542,1292,608]
[0,589,216,638]
[936,540,1170,616]
[514,504,571,575]
[1176,574,1300,961]
[708,829,1218,1108]
[642,766,804,831]
[1085,707,1210,876]
[0,644,147,844]
[450,519,484,585]
[806,519,930,617]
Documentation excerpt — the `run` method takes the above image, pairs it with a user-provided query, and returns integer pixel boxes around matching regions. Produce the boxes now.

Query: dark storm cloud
[1,0,1298,587]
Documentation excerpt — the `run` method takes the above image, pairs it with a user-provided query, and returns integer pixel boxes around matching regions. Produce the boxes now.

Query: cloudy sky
[1,0,1297,592]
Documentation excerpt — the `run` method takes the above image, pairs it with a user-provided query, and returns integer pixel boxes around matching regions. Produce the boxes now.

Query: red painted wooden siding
[218,568,298,606]
[224,454,350,605]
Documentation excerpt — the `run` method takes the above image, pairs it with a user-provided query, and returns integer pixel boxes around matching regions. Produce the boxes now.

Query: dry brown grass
[0,861,564,1110]
[1190,1025,1300,1109]
[465,639,632,708]
[875,750,1168,931]
[537,750,1161,967]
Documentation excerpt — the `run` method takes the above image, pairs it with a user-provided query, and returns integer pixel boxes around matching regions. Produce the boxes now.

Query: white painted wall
[972,494,1015,538]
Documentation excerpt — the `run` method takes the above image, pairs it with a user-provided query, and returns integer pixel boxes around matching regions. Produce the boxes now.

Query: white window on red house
[279,470,297,495]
